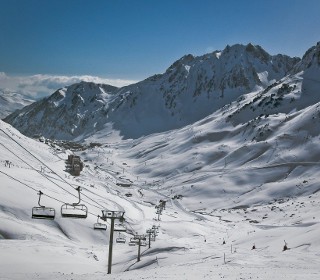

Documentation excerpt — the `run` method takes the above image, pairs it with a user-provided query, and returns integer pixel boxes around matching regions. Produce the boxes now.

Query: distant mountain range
[2,42,320,280]
[4,42,320,141]
[0,89,34,119]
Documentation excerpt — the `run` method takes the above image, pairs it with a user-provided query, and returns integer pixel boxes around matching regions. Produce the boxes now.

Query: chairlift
[128,238,138,246]
[32,191,55,220]
[116,233,126,244]
[128,241,137,246]
[152,225,160,233]
[150,236,156,242]
[61,186,88,218]
[94,215,107,230]
[114,223,127,232]
[116,237,126,244]
[140,240,147,247]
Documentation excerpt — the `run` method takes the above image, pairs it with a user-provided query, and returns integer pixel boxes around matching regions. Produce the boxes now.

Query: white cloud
[0,72,7,79]
[0,73,137,99]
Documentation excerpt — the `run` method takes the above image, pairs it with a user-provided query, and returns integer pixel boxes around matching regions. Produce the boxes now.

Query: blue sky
[0,0,319,96]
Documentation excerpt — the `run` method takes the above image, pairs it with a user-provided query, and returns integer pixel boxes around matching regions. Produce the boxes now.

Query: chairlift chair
[61,187,88,218]
[150,236,156,242]
[130,237,138,242]
[116,233,126,244]
[152,225,160,233]
[61,204,88,218]
[114,223,127,232]
[128,238,138,246]
[116,237,126,244]
[94,215,107,230]
[32,191,55,220]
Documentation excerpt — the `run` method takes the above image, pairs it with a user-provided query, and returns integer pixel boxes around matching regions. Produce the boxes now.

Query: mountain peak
[292,41,320,73]
[166,54,195,73]
[3,43,305,140]
[302,41,320,66]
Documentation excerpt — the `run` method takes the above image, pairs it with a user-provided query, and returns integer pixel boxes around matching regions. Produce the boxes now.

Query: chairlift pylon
[94,215,107,230]
[61,186,88,218]
[32,191,55,220]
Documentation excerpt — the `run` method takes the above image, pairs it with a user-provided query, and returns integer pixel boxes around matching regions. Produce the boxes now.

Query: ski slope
[1,117,320,280]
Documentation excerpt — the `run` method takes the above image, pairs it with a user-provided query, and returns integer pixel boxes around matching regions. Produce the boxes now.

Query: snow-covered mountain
[4,43,299,140]
[223,42,320,127]
[1,42,320,280]
[0,89,34,119]
[4,82,118,140]
[1,95,320,280]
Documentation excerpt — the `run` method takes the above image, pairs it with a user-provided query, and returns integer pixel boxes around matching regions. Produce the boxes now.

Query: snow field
[2,87,320,280]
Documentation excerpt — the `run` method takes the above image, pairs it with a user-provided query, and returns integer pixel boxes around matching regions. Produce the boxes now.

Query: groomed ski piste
[1,106,320,280]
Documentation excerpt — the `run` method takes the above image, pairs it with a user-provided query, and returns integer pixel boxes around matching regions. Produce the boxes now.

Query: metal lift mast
[101,209,125,274]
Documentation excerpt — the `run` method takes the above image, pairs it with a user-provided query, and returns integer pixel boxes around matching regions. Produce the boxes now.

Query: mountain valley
[1,42,320,280]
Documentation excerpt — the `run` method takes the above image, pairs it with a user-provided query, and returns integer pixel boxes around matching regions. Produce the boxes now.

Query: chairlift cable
[0,129,105,210]
[124,219,137,235]
[1,169,141,234]
[75,183,112,207]
[0,170,64,204]
[2,128,173,228]
[78,189,106,209]
[0,128,81,189]
[0,169,100,218]
[0,141,76,198]
[0,169,38,192]
[1,128,109,210]
[0,130,133,225]
[0,140,101,215]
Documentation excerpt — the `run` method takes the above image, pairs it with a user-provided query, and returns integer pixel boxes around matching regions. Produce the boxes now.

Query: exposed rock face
[4,43,305,140]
